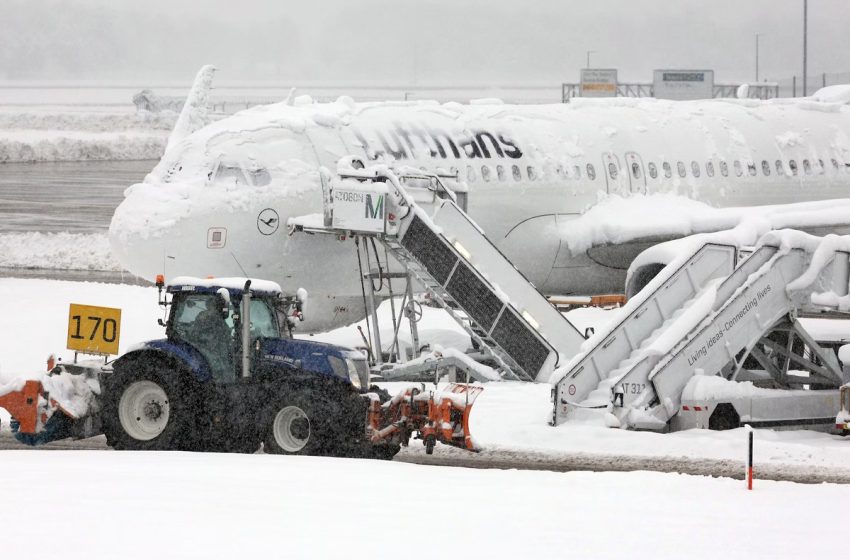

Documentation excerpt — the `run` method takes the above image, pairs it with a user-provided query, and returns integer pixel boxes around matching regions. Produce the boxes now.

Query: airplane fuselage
[109,96,850,332]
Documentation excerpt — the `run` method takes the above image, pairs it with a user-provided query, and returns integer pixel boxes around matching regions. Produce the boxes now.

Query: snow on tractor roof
[167,276,283,296]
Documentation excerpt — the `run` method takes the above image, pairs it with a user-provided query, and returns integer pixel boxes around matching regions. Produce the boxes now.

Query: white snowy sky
[3,0,849,84]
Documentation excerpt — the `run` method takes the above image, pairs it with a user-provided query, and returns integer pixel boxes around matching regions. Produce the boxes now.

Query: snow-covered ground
[1,449,846,560]
[1,277,848,474]
[0,108,174,162]
[0,232,121,270]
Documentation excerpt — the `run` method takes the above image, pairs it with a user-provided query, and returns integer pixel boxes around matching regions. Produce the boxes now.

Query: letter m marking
[365,194,384,219]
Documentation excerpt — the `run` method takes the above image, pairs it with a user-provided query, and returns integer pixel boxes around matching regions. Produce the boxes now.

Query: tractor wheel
[424,434,436,455]
[263,393,340,456]
[101,361,201,451]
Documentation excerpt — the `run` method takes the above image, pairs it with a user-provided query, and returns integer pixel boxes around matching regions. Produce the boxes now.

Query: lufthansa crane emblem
[257,208,280,235]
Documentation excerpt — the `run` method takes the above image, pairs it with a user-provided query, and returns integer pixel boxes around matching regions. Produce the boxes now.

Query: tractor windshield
[172,294,236,382]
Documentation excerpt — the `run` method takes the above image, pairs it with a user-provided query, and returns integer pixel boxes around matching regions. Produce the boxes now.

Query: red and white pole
[745,425,754,490]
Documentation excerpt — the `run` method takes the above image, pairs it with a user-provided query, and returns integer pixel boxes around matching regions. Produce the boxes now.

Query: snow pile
[0,232,121,271]
[564,193,850,255]
[681,374,776,401]
[0,109,176,163]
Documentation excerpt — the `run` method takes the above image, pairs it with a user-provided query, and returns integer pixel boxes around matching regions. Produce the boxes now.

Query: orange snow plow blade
[368,383,484,454]
[0,380,44,434]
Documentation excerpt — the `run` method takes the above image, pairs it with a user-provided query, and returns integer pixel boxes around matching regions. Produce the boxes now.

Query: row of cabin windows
[459,157,847,184]
[465,163,599,183]
[636,157,846,181]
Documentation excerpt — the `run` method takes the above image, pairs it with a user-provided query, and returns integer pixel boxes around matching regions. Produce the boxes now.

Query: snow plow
[0,276,482,457]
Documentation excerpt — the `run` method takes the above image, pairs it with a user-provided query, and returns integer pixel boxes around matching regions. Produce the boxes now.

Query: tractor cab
[162,277,299,382]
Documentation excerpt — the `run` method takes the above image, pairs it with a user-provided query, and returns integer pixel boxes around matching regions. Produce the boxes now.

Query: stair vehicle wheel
[102,361,199,451]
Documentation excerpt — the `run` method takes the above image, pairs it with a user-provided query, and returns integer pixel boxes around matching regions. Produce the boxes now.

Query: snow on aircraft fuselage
[109,75,850,333]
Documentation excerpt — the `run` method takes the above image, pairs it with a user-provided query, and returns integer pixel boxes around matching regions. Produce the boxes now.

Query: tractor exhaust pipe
[242,280,252,378]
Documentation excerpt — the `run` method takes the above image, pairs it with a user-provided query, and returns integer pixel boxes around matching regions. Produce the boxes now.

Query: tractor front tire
[264,393,340,456]
[102,361,201,451]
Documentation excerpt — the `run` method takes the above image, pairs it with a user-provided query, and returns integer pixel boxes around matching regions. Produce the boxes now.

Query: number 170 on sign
[67,303,122,356]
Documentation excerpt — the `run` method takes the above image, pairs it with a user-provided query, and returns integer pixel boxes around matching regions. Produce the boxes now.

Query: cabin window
[677,161,686,178]
[648,162,658,179]
[481,165,491,182]
[761,160,770,176]
[608,163,618,179]
[831,158,840,172]
[775,160,784,176]
[706,161,715,177]
[789,160,798,175]
[586,164,596,180]
[747,162,757,176]
[803,159,812,175]
[719,160,728,177]
[527,166,537,181]
[631,162,642,180]
[574,165,582,179]
[449,166,458,178]
[466,166,476,182]
[817,159,825,174]
[512,165,521,181]
[663,162,672,178]
[496,165,506,181]
[733,160,743,177]
[691,161,700,178]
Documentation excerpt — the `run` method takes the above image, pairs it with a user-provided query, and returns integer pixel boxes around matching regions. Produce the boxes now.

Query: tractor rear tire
[102,361,201,451]
[263,392,341,456]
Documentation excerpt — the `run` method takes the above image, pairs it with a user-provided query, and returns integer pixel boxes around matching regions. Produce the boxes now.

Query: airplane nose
[108,182,188,280]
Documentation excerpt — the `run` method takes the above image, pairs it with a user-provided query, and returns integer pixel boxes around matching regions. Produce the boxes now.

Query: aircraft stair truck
[554,232,850,432]
[289,160,587,384]
[0,276,483,456]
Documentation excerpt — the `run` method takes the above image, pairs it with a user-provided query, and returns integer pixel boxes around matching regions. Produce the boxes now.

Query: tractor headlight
[345,358,361,390]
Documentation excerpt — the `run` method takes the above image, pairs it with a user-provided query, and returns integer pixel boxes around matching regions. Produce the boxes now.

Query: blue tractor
[99,276,398,458]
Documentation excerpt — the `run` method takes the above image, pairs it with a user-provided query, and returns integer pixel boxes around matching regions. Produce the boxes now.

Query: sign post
[653,69,715,100]
[580,69,618,98]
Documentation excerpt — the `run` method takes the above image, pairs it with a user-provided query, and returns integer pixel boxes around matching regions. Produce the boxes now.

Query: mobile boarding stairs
[553,236,850,431]
[289,161,586,383]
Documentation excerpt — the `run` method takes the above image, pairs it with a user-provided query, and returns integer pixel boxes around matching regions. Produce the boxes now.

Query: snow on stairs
[552,243,736,423]
[554,233,850,431]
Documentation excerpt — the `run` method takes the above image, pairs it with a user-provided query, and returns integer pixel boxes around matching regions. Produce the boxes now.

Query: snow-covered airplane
[109,66,850,332]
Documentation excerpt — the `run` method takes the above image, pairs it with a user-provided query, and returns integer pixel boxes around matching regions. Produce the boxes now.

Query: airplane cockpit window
[690,161,700,178]
[831,158,840,172]
[631,162,642,179]
[527,166,537,180]
[586,164,596,180]
[496,165,506,181]
[733,161,743,177]
[803,159,812,175]
[775,160,785,176]
[213,164,248,186]
[481,165,491,182]
[676,161,686,178]
[467,166,476,182]
[248,168,272,186]
[574,165,582,179]
[719,161,728,177]
[761,160,771,176]
[706,162,715,177]
[662,162,672,178]
[648,162,658,179]
[747,162,757,176]
[512,165,522,181]
[608,163,618,179]
[789,160,798,175]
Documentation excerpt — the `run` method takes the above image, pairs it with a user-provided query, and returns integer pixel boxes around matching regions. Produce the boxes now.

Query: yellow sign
[67,304,122,356]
